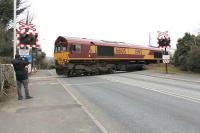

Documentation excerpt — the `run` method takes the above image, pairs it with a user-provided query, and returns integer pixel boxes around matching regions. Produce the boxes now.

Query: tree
[0,0,28,57]
[195,34,200,46]
[174,33,195,67]
[0,26,13,56]
[40,57,55,69]
[174,32,200,72]
[187,48,200,72]
[31,48,46,69]
[0,0,27,28]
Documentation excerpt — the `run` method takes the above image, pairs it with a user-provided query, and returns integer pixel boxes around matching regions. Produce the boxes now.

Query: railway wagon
[54,36,162,76]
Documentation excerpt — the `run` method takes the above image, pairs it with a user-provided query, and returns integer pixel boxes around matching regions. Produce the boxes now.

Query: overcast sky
[22,0,200,56]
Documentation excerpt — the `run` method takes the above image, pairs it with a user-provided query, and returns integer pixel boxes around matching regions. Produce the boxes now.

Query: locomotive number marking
[135,49,142,55]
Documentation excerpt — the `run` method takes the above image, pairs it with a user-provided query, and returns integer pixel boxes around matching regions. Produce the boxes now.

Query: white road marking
[57,79,109,133]
[64,81,113,86]
[107,78,200,104]
[29,76,61,80]
[48,70,55,76]
[50,83,58,85]
[140,86,200,104]
[29,82,58,86]
[132,73,200,83]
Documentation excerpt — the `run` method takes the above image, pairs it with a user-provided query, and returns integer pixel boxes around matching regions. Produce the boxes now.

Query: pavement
[0,70,102,133]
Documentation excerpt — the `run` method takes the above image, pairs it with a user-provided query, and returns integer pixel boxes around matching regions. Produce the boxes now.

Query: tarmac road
[1,70,200,133]
[57,70,200,133]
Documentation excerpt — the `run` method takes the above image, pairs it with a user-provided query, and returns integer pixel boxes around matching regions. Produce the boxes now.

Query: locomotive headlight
[64,59,69,62]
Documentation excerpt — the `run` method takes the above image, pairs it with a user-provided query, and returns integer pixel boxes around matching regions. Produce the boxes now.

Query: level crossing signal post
[157,31,171,73]
[17,21,38,73]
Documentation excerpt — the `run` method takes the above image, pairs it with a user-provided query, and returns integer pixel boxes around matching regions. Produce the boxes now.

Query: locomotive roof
[56,36,162,51]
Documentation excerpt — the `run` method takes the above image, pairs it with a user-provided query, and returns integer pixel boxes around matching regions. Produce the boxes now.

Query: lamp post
[13,0,17,58]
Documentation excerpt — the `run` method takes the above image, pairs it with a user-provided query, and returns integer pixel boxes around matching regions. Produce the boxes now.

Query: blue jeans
[17,79,30,98]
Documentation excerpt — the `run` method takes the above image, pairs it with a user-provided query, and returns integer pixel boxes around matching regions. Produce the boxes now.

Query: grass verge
[145,63,200,75]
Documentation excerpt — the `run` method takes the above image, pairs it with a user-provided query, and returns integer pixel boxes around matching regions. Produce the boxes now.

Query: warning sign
[162,55,170,64]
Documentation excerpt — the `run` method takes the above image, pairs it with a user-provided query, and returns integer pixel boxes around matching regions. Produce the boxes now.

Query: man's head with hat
[15,54,21,59]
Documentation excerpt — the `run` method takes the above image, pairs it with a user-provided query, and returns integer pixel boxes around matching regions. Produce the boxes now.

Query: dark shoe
[26,96,33,99]
[18,97,23,100]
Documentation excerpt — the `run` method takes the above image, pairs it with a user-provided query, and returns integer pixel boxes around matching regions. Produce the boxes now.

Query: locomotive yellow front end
[54,52,69,65]
[54,36,69,75]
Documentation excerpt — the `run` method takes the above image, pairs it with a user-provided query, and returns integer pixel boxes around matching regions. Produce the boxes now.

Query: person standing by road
[12,54,32,100]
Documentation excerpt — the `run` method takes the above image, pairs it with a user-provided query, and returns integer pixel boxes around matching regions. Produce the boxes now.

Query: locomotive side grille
[97,46,114,56]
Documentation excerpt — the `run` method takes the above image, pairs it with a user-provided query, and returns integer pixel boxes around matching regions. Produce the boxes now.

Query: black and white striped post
[164,48,168,73]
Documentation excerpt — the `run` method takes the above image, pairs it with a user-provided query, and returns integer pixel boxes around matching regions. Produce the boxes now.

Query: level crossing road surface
[1,70,200,133]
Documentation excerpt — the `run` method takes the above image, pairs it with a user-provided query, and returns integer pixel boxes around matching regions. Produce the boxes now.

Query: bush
[178,55,188,71]
[187,48,200,72]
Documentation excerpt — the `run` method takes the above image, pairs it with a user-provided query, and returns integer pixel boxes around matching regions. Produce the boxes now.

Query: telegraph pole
[149,32,151,46]
[13,0,17,58]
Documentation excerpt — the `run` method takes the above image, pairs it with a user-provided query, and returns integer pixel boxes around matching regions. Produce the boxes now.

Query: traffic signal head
[158,36,171,47]
[20,33,37,45]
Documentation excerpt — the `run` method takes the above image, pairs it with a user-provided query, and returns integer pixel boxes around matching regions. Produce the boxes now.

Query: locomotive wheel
[69,70,78,77]
[56,68,64,75]
[108,68,115,74]
[95,69,100,75]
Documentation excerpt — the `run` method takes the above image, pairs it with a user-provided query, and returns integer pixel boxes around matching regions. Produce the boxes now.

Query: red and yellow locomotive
[54,36,162,76]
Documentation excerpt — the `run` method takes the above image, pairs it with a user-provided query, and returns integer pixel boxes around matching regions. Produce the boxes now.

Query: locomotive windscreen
[97,46,114,56]
[54,36,68,52]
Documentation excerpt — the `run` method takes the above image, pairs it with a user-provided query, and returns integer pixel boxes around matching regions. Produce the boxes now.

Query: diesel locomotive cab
[54,36,69,75]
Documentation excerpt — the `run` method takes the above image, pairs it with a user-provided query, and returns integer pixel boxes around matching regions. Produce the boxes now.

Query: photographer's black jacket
[12,58,29,81]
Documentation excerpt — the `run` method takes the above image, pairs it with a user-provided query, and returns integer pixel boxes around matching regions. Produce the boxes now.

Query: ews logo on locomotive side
[115,48,126,54]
